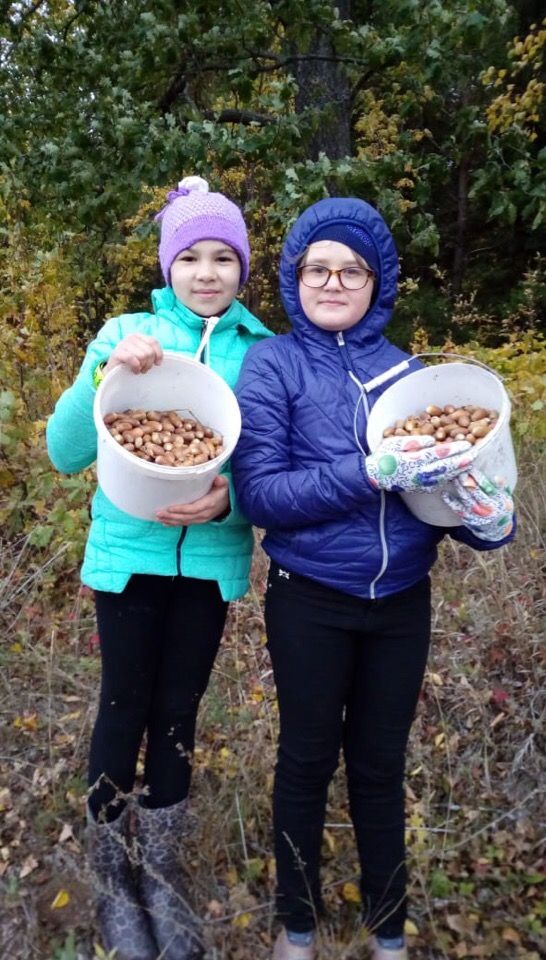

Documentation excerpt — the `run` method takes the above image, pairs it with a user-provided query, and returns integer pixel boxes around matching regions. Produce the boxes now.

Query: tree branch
[351,68,377,99]
[157,47,382,115]
[202,108,275,125]
[158,69,188,114]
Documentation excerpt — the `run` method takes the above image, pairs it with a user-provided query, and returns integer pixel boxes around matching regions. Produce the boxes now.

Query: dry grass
[0,443,544,960]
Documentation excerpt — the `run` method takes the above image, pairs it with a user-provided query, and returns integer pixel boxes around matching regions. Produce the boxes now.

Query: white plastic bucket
[93,351,241,520]
[366,360,517,526]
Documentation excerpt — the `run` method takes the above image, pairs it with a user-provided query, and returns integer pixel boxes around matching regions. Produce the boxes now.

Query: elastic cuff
[92,361,107,390]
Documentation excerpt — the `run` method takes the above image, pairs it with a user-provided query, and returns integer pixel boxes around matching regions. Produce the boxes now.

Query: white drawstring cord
[193,316,220,365]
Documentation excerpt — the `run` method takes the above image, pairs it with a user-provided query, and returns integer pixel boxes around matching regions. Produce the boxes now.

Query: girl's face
[298,240,375,332]
[170,240,241,316]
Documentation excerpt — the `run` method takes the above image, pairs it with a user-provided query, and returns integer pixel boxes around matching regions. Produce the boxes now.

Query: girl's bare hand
[104,334,163,374]
[156,475,230,526]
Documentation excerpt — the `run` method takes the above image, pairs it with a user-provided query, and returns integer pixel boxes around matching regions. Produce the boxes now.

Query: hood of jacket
[279,197,399,348]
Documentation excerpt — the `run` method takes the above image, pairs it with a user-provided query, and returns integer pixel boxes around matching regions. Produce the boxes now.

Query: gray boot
[136,799,205,960]
[86,804,158,960]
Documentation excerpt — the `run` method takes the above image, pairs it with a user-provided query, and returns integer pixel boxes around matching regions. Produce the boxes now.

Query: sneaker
[272,928,317,960]
[369,935,408,960]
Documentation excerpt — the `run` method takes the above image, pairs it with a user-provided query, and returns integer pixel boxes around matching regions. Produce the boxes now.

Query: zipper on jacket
[369,491,388,599]
[200,318,209,364]
[175,318,208,570]
[336,330,388,599]
[176,526,188,576]
[336,330,348,363]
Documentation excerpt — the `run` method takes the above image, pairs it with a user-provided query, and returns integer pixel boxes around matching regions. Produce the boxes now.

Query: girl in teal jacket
[46,176,272,960]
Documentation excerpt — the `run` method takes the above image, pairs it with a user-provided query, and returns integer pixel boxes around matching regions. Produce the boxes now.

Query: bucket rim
[93,351,240,478]
[95,349,237,399]
[366,360,511,454]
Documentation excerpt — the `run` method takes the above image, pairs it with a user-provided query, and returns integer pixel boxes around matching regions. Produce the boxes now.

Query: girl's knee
[96,693,149,733]
[345,751,405,792]
[276,743,339,790]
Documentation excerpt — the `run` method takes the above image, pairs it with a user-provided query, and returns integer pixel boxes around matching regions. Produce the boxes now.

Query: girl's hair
[293,242,372,271]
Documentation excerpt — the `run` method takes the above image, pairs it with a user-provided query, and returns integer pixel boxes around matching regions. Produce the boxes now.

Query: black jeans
[265,563,431,938]
[88,574,228,820]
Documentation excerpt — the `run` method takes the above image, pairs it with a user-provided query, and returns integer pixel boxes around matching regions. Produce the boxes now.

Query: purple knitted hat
[155,176,250,287]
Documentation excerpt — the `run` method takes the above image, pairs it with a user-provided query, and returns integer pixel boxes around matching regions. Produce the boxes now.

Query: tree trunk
[452,156,469,296]
[288,0,353,162]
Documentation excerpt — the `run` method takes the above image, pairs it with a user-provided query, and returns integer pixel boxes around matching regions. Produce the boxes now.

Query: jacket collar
[150,286,270,337]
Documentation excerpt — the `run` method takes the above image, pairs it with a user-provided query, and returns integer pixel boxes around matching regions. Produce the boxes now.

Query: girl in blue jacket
[46,176,272,960]
[232,197,515,960]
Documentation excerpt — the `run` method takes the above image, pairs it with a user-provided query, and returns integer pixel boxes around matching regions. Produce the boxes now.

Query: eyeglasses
[298,264,374,290]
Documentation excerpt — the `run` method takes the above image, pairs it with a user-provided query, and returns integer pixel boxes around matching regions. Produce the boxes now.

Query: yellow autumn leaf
[13,713,38,732]
[232,912,252,928]
[58,710,81,723]
[427,671,443,685]
[404,919,419,936]
[342,881,361,904]
[9,642,22,654]
[51,889,70,909]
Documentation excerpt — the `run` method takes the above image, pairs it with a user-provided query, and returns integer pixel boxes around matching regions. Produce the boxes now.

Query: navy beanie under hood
[309,224,380,276]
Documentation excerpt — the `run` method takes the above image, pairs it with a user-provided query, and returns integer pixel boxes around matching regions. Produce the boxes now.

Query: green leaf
[430,869,453,898]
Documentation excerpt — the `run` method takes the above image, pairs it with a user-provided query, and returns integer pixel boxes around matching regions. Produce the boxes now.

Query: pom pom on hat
[178,175,209,193]
[156,175,250,286]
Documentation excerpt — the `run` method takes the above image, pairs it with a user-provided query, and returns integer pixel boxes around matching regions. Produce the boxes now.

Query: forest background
[0,2,545,959]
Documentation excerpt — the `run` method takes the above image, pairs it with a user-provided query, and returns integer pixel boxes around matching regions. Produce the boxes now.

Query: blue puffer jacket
[232,197,514,600]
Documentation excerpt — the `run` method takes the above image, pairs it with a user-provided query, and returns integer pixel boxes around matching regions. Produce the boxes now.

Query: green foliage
[0,187,93,569]
[411,328,546,441]
[1,1,545,331]
[48,932,78,960]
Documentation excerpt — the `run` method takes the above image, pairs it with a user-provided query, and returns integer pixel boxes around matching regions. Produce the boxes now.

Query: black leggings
[88,574,228,820]
[265,563,431,939]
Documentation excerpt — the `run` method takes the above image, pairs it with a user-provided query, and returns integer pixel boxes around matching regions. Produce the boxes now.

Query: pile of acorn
[382,404,499,445]
[103,409,224,467]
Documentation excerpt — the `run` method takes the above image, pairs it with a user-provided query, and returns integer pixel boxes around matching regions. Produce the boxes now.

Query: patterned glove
[441,469,515,541]
[366,435,474,493]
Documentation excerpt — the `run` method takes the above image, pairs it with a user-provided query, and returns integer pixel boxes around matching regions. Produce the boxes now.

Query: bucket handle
[415,351,503,377]
[362,351,504,394]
